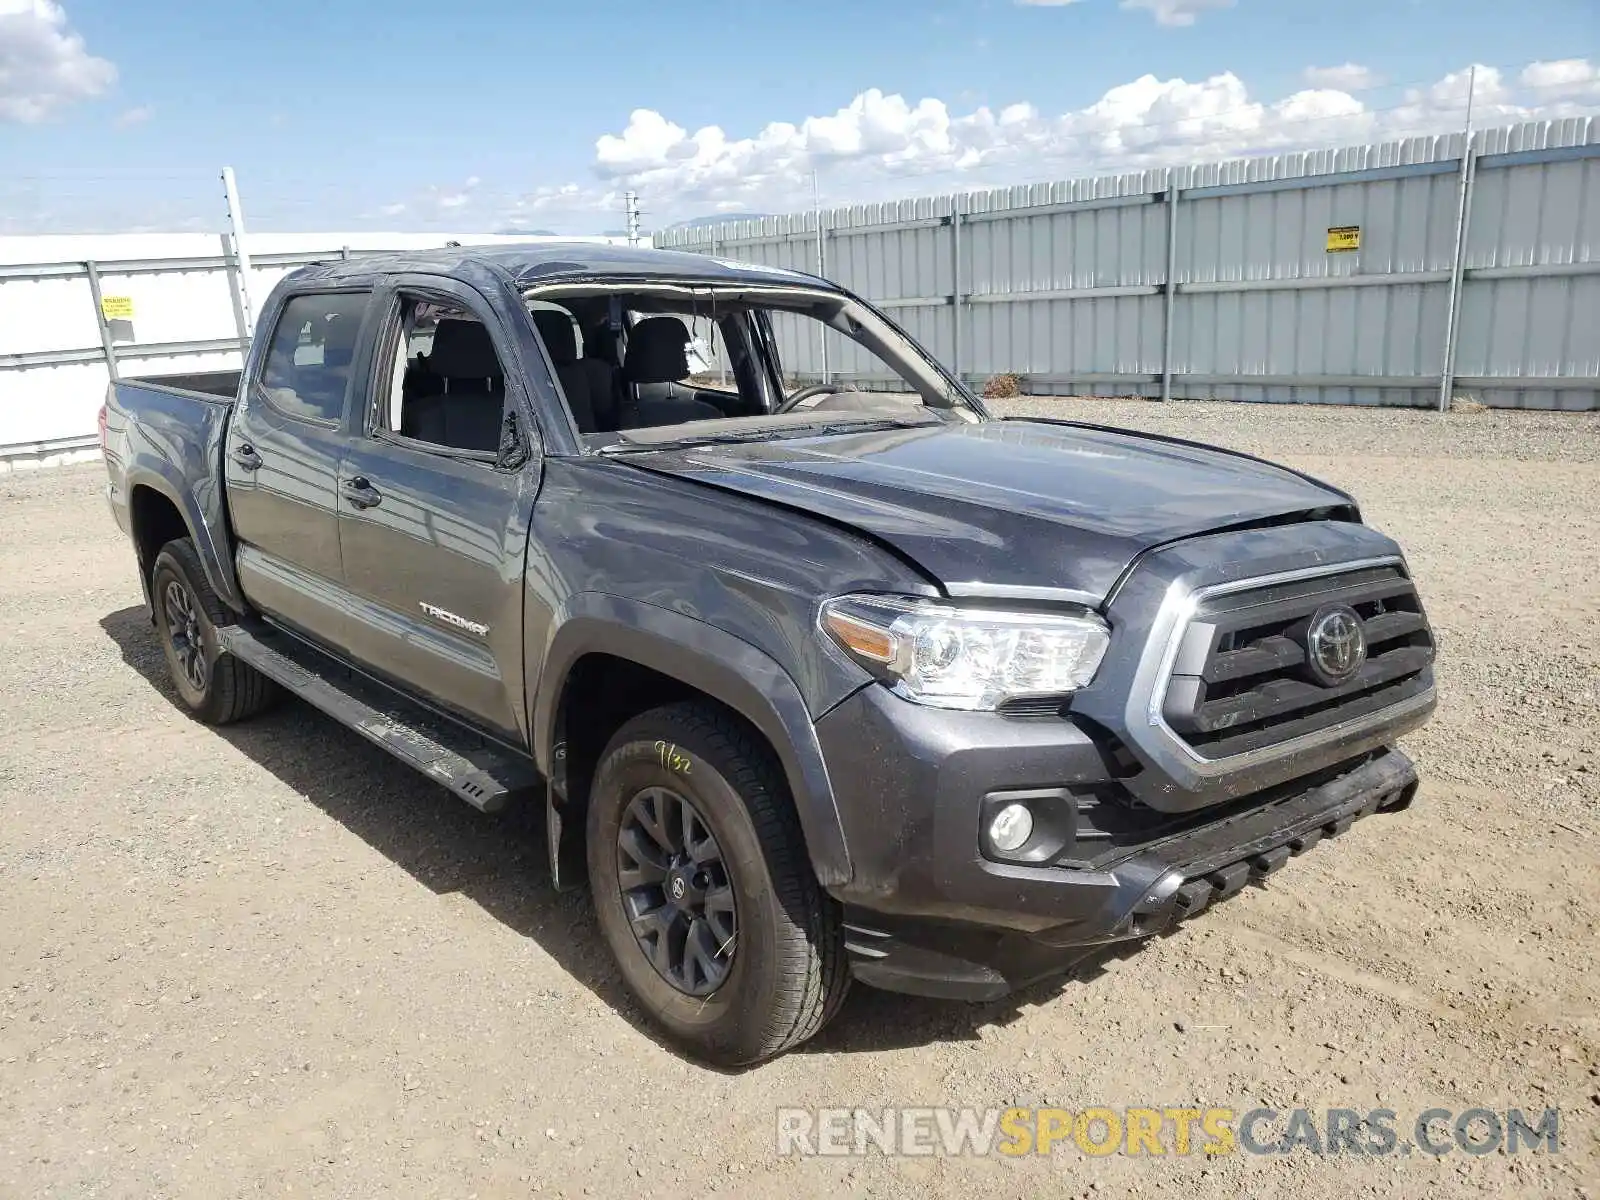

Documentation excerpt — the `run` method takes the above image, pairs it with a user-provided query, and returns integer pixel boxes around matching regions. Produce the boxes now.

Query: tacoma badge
[420,602,489,637]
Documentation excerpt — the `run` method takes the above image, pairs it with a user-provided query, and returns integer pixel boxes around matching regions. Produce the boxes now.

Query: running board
[216,623,542,814]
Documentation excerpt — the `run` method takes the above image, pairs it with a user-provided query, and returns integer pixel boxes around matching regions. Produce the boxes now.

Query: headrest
[623,316,690,384]
[531,310,578,364]
[429,319,501,378]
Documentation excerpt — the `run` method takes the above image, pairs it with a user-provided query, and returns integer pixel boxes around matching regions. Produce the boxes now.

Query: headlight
[820,594,1110,711]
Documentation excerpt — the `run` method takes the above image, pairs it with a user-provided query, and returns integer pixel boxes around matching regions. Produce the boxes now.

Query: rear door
[334,276,544,742]
[225,288,373,647]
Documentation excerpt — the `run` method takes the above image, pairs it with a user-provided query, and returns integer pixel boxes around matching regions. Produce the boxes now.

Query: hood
[623,419,1354,603]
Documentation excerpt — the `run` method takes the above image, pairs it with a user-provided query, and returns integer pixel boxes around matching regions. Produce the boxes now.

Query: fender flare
[533,593,853,887]
[124,464,245,613]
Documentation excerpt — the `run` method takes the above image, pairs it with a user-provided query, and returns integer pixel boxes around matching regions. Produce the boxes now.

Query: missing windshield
[518,281,981,449]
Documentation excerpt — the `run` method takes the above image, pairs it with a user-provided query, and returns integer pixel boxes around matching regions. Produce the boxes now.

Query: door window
[258,292,370,422]
[378,298,510,454]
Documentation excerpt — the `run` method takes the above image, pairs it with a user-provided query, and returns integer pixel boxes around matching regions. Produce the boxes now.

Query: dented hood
[623,419,1353,603]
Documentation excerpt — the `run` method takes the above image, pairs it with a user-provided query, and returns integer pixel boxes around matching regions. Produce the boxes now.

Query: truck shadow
[99,604,1143,1066]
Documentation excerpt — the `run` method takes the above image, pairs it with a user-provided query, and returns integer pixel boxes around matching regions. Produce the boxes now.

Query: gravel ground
[1,400,1597,1199]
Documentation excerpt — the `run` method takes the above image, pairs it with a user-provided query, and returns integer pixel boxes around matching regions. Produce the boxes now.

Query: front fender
[533,592,853,887]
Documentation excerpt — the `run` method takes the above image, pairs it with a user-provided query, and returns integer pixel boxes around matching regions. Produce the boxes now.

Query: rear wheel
[587,701,848,1066]
[150,538,278,725]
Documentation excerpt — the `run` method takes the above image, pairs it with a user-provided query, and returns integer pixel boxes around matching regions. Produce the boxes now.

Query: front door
[334,280,541,742]
[225,288,372,648]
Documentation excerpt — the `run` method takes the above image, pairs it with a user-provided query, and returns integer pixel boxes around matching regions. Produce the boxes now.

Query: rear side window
[258,291,370,422]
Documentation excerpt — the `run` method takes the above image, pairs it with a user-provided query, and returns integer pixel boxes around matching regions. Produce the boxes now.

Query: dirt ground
[1,399,1596,1199]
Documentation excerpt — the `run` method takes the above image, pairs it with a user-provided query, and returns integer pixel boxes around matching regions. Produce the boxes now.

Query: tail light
[97,402,108,452]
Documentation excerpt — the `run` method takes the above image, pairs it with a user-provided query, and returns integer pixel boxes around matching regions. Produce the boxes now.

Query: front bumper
[814,685,1419,1001]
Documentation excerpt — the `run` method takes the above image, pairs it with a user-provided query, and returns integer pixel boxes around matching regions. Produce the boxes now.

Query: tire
[150,537,278,725]
[587,701,849,1066]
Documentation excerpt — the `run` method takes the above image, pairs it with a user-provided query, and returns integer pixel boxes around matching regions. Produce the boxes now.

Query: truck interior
[517,282,979,449]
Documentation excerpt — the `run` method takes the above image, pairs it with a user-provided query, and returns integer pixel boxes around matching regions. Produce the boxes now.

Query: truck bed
[122,369,241,402]
[103,371,242,614]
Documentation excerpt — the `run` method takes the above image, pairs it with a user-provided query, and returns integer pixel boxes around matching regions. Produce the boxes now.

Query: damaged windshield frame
[518,278,989,451]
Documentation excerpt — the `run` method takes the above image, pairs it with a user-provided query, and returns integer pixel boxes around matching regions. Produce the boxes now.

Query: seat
[404,319,506,452]
[622,317,723,428]
[531,310,597,433]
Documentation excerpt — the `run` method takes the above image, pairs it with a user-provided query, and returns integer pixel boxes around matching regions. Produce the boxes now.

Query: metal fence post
[83,260,119,382]
[221,166,254,334]
[1160,183,1181,402]
[709,228,727,385]
[817,210,830,384]
[1438,137,1479,412]
[1438,68,1479,413]
[950,201,964,387]
[220,232,251,356]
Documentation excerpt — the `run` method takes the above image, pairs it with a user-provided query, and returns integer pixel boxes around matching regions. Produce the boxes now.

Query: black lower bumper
[817,686,1419,1000]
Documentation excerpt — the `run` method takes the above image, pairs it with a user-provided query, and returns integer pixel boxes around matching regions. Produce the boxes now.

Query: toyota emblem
[1306,604,1367,686]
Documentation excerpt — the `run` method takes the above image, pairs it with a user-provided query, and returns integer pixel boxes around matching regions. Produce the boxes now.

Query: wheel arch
[125,467,244,615]
[533,594,853,888]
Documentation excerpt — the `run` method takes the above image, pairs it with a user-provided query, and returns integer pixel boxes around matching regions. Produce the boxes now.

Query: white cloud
[1120,0,1235,27]
[1302,63,1380,91]
[112,103,151,128]
[1521,58,1600,100]
[0,0,115,122]
[425,176,481,211]
[504,58,1600,230]
[1013,0,1085,6]
[379,202,406,216]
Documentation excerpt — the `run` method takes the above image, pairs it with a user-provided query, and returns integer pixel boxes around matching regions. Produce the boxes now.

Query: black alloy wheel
[148,537,278,725]
[161,575,208,693]
[616,785,738,996]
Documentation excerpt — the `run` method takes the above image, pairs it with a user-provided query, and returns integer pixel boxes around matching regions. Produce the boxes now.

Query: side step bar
[216,623,542,814]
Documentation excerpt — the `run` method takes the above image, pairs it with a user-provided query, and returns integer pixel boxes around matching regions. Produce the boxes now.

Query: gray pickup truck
[102,244,1436,1065]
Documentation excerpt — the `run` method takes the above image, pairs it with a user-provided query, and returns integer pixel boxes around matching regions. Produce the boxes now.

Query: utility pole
[1438,64,1478,413]
[624,191,642,247]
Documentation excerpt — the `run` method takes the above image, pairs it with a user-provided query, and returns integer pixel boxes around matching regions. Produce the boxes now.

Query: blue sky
[2,0,1597,234]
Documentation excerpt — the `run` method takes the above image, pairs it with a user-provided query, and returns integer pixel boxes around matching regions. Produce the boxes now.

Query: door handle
[230,443,263,471]
[341,477,383,509]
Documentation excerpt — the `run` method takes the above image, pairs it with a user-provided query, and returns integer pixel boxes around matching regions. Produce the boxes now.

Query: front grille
[1160,564,1434,760]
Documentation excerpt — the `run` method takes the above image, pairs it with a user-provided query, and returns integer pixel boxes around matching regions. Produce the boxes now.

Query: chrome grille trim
[1141,556,1435,773]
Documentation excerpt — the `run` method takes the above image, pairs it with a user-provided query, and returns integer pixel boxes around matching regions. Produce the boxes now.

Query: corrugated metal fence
[655,118,1600,411]
[0,231,573,465]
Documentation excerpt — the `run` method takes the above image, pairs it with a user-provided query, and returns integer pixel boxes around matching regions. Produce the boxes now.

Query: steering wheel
[776,382,850,414]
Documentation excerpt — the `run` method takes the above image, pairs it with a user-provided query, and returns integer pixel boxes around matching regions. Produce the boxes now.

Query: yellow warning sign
[100,295,135,320]
[1326,226,1361,253]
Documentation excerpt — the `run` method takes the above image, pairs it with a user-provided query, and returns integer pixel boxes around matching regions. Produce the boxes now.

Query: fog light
[988,803,1034,853]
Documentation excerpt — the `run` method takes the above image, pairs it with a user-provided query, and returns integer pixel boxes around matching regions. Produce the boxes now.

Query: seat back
[532,311,596,432]
[405,319,505,452]
[624,316,691,384]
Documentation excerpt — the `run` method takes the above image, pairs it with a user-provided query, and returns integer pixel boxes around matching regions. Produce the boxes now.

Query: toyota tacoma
[101,244,1436,1065]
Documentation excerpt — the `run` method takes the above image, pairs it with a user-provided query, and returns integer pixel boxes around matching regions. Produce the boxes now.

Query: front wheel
[587,702,848,1066]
